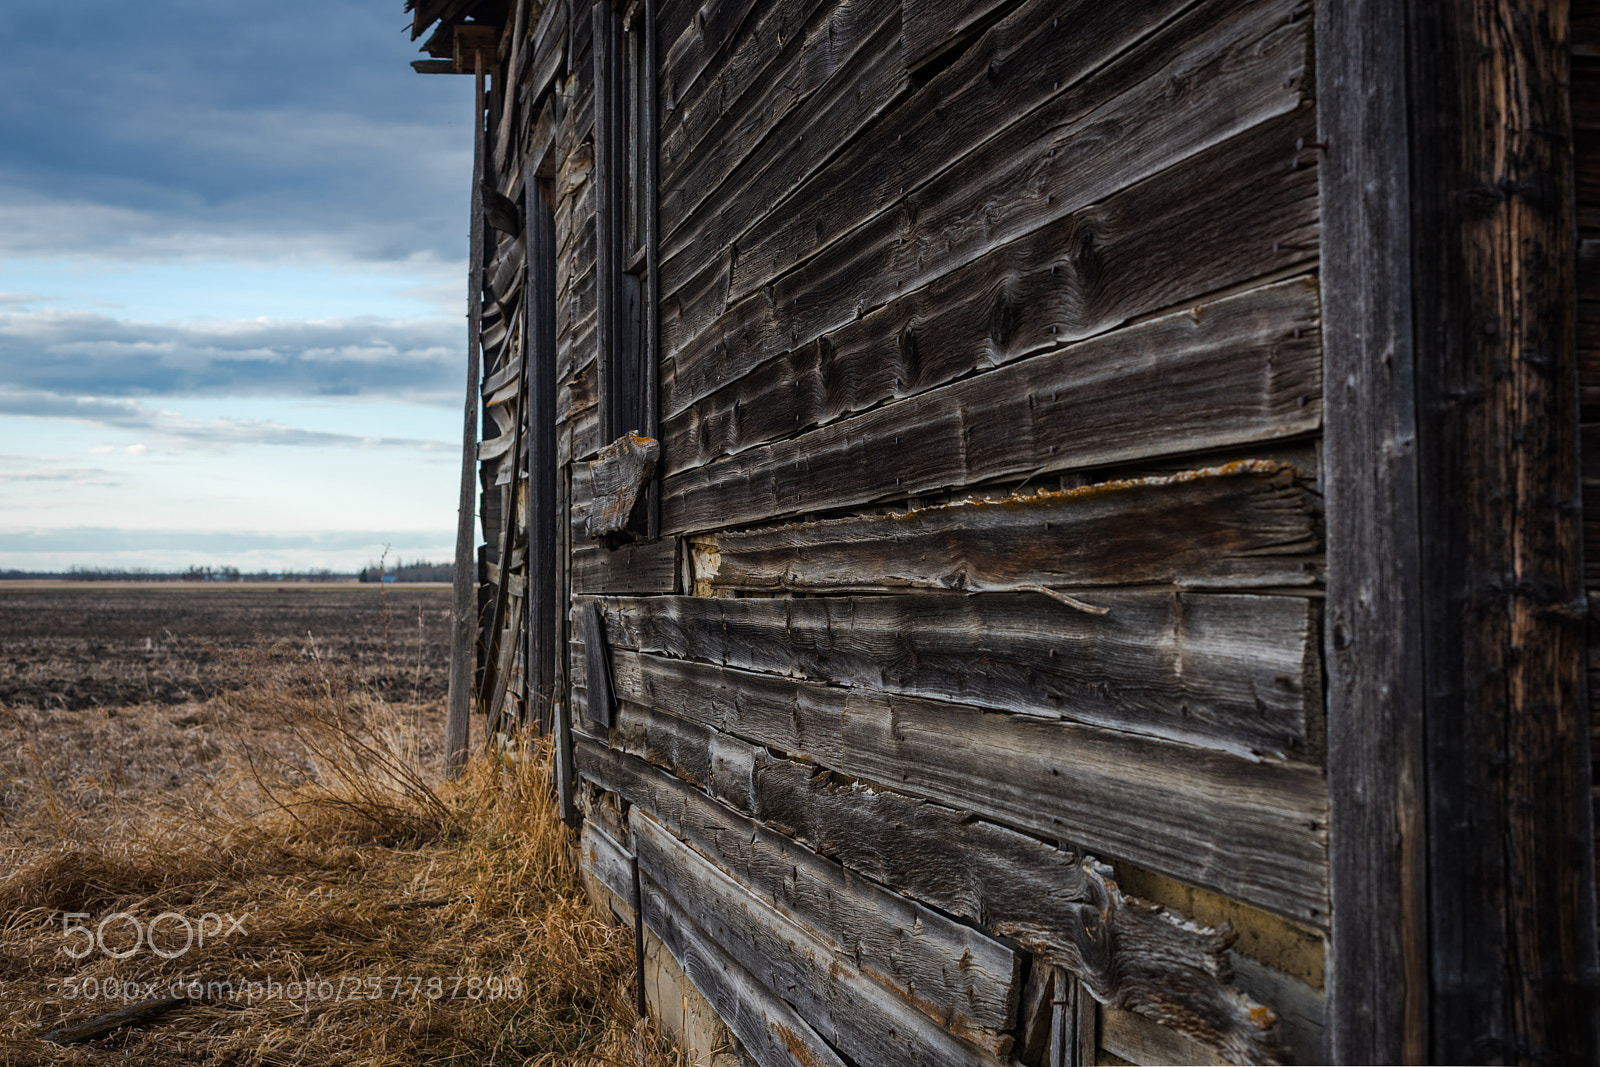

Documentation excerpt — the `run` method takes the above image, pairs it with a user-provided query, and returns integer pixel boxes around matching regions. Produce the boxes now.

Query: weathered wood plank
[598,724,1024,1044]
[448,62,487,773]
[577,600,613,728]
[580,818,635,903]
[666,149,1319,479]
[706,462,1320,593]
[572,539,678,594]
[1100,1004,1228,1067]
[658,0,834,217]
[662,277,1321,534]
[645,884,849,1067]
[667,100,1316,439]
[1315,1,1428,1052]
[576,735,1292,1062]
[600,647,1327,918]
[526,170,560,735]
[658,0,757,104]
[1409,0,1598,1059]
[632,811,1007,1065]
[901,0,1013,71]
[594,582,1317,758]
[661,0,899,249]
[41,997,189,1046]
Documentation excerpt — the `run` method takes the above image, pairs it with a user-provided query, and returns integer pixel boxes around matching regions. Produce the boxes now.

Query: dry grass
[0,645,676,1066]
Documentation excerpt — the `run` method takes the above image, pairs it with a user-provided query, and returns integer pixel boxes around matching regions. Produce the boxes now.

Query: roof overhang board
[408,0,507,73]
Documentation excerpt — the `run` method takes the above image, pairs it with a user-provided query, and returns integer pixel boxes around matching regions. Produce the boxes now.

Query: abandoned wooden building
[405,0,1600,1062]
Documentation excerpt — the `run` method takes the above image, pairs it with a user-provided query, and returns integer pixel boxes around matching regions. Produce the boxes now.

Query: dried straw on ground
[0,646,677,1066]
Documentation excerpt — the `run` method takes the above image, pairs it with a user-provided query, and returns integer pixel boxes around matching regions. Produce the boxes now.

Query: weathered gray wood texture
[638,794,1022,1052]
[644,882,849,1067]
[1314,0,1428,1059]
[576,432,660,538]
[661,276,1322,533]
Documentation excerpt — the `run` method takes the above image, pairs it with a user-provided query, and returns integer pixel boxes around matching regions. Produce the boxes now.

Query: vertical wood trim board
[527,177,559,735]
[447,59,488,773]
[1317,0,1429,1057]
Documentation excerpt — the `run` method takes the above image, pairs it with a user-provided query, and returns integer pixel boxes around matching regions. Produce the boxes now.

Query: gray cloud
[0,308,462,404]
[0,2,474,266]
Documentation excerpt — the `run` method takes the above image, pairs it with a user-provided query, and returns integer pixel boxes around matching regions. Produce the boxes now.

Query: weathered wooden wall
[415,0,1600,1060]
[540,0,1329,1062]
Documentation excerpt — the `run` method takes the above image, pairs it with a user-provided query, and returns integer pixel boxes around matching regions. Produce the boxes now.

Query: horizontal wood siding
[633,812,1009,1065]
[594,660,1328,921]
[576,734,1300,1062]
[632,765,1025,1047]
[645,884,850,1067]
[664,276,1322,533]
[592,591,1319,759]
[501,0,1337,1059]
[706,462,1322,593]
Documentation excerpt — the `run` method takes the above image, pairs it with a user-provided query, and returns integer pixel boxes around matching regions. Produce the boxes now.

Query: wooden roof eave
[408,0,507,75]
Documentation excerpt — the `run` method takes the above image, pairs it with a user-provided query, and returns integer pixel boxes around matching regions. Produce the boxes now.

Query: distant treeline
[0,565,356,582]
[359,559,452,583]
[0,560,453,583]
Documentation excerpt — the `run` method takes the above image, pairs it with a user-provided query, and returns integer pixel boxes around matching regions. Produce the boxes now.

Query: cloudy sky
[0,1,474,573]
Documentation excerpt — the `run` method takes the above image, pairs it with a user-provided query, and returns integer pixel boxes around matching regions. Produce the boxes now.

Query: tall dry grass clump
[0,642,676,1066]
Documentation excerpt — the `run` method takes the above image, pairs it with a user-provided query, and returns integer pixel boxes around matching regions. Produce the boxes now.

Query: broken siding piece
[595,591,1318,759]
[707,462,1321,593]
[575,736,1293,1063]
[578,600,614,728]
[576,432,660,538]
[646,885,848,1067]
[631,811,1008,1066]
[595,721,1024,1046]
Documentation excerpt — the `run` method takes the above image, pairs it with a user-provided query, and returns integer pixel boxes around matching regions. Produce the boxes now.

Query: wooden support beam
[1321,0,1600,1059]
[1409,0,1599,1059]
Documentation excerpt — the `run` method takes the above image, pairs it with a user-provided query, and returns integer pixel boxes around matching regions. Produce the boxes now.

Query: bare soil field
[0,582,451,712]
[0,584,666,1065]
[0,583,452,833]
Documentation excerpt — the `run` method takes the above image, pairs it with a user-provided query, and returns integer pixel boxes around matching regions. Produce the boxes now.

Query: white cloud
[0,388,449,453]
